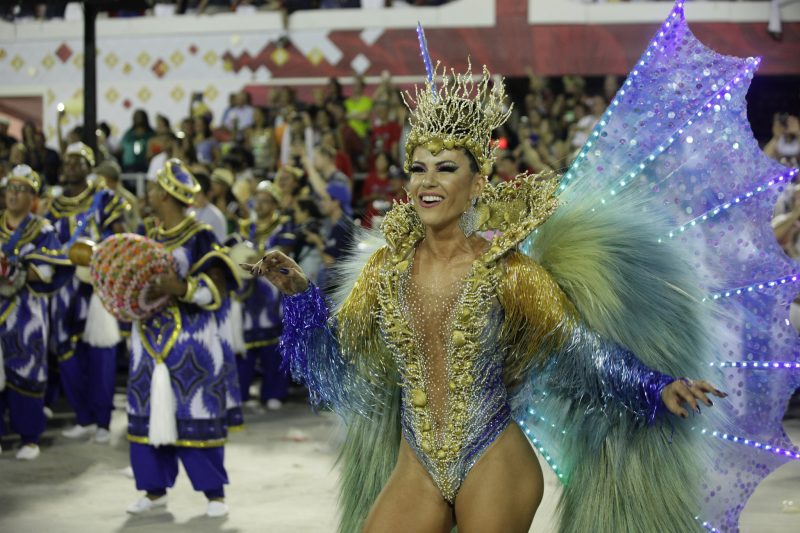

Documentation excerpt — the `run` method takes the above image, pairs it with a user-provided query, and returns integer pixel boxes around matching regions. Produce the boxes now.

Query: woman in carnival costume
[246,3,799,531]
[0,165,71,460]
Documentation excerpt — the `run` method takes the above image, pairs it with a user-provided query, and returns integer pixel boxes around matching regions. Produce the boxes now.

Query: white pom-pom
[148,361,177,446]
[230,298,245,355]
[81,292,121,347]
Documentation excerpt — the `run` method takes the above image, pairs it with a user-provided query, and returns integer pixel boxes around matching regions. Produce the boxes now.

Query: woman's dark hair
[463,148,480,174]
[132,109,153,132]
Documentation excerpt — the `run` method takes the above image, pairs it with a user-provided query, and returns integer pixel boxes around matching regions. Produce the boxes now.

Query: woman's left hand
[661,379,727,419]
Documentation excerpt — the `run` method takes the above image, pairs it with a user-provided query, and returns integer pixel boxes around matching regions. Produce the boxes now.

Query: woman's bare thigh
[363,439,454,533]
[454,424,544,533]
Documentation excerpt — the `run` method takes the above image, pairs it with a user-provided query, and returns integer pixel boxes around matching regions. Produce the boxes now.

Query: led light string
[661,168,798,242]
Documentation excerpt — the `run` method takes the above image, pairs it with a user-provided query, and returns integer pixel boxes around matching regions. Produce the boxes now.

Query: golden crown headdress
[156,158,200,205]
[403,61,512,176]
[6,164,42,194]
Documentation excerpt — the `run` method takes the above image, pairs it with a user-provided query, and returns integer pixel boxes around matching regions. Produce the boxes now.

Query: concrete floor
[1,394,798,533]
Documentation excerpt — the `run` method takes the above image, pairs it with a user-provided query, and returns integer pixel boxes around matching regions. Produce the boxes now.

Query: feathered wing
[328,228,401,533]
[517,2,799,531]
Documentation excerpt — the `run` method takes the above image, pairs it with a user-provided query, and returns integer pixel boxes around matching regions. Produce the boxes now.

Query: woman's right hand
[240,250,309,296]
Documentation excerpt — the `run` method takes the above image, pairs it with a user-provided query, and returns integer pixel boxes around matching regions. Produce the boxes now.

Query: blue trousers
[0,387,45,445]
[130,442,227,499]
[236,344,289,403]
[59,341,117,428]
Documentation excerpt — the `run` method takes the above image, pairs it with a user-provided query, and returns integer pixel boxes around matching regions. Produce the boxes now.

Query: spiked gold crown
[403,62,512,176]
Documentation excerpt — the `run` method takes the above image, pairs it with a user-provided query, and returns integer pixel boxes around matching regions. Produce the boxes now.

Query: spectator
[328,100,363,170]
[765,113,800,167]
[222,90,255,133]
[189,170,228,241]
[344,75,373,139]
[209,167,239,232]
[148,133,179,180]
[27,131,61,186]
[312,180,355,294]
[193,115,220,165]
[361,151,403,228]
[94,159,141,230]
[369,100,402,164]
[323,76,344,105]
[304,145,351,194]
[280,112,314,167]
[8,142,27,167]
[271,197,324,283]
[147,114,173,160]
[0,117,18,163]
[319,128,353,179]
[245,106,278,175]
[274,165,305,211]
[120,109,155,172]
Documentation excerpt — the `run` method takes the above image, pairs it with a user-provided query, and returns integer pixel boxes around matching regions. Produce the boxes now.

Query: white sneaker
[266,398,283,411]
[206,500,228,518]
[16,445,40,461]
[43,406,53,419]
[94,428,111,444]
[62,424,97,439]
[120,466,134,479]
[126,495,167,515]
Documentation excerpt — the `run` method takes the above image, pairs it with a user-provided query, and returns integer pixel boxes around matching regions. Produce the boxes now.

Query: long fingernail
[695,407,701,414]
[279,268,289,275]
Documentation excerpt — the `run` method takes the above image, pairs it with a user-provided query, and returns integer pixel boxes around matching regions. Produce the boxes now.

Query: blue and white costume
[0,167,72,448]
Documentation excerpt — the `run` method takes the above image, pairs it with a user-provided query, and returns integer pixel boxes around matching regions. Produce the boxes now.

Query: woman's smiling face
[407,146,484,232]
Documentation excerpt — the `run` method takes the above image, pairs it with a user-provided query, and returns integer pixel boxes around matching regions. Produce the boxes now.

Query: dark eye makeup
[409,160,459,173]
[436,163,458,172]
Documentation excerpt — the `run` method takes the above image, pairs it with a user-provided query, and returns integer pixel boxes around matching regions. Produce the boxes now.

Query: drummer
[46,142,131,444]
[230,180,289,410]
[126,158,240,518]
[0,165,71,459]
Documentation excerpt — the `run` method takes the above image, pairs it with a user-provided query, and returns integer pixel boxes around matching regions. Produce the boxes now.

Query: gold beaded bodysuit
[370,177,566,501]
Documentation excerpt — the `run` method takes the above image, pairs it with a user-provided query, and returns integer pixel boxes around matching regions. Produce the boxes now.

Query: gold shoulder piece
[480,172,561,262]
[498,251,576,382]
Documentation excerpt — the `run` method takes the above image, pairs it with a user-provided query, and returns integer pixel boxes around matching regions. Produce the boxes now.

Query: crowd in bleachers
[1,70,797,286]
[0,0,455,21]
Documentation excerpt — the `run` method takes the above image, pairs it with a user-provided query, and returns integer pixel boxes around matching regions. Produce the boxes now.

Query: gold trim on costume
[127,434,226,448]
[195,272,222,311]
[244,338,279,350]
[139,306,182,363]
[0,212,46,249]
[179,275,199,303]
[57,334,83,362]
[48,182,98,219]
[6,382,45,398]
[0,299,18,326]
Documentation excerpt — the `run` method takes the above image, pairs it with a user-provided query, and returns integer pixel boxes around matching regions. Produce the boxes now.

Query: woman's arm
[246,247,390,415]
[499,252,721,424]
